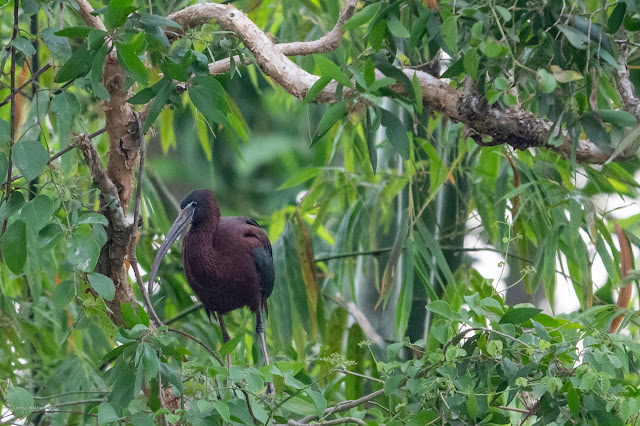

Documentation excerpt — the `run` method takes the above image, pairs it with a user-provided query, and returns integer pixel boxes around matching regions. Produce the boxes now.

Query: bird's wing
[237,217,275,307]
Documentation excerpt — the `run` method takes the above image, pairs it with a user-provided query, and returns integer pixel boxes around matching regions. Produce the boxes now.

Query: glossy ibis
[148,189,275,393]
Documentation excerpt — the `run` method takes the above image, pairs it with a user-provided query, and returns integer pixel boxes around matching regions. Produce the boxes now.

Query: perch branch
[290,389,385,425]
[0,61,52,108]
[286,418,366,426]
[615,40,640,120]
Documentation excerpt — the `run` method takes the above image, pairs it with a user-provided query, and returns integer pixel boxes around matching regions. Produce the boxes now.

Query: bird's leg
[256,311,275,394]
[216,312,231,371]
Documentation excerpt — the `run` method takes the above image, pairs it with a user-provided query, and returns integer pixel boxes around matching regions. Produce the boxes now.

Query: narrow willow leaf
[303,75,332,105]
[91,43,110,101]
[314,55,352,88]
[311,100,348,145]
[116,42,148,85]
[342,3,380,31]
[291,211,318,340]
[376,216,407,309]
[380,108,410,160]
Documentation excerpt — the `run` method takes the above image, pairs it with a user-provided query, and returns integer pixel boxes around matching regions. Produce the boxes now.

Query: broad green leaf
[463,48,479,80]
[77,213,109,226]
[1,220,26,275]
[20,195,53,231]
[40,28,71,60]
[55,42,93,83]
[116,42,148,85]
[383,374,404,395]
[142,344,159,384]
[307,390,327,419]
[211,400,230,422]
[597,110,637,128]
[91,43,110,100]
[51,92,81,141]
[387,15,410,39]
[557,25,589,49]
[312,100,348,145]
[188,76,230,128]
[0,191,26,222]
[106,0,137,30]
[53,280,75,310]
[607,2,627,33]
[426,300,453,319]
[128,87,155,104]
[0,154,7,186]
[314,55,352,88]
[499,307,542,325]
[342,3,380,31]
[66,234,100,272]
[467,388,478,419]
[160,108,176,154]
[441,16,458,53]
[380,108,410,160]
[9,38,36,58]
[13,140,48,182]
[55,26,93,38]
[537,69,556,94]
[6,387,34,418]
[144,80,173,131]
[88,273,116,301]
[98,402,121,424]
[138,13,181,28]
[0,118,9,144]
[220,332,243,356]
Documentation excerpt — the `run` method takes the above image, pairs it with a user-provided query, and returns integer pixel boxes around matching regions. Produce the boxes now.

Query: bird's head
[147,189,220,293]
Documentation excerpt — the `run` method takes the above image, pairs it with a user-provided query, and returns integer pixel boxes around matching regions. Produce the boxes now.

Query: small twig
[165,303,204,325]
[294,389,384,424]
[168,327,224,366]
[498,405,532,414]
[286,418,366,426]
[30,409,98,418]
[338,368,383,383]
[157,349,169,426]
[0,61,52,108]
[441,327,533,356]
[42,398,106,409]
[129,113,163,327]
[32,390,109,400]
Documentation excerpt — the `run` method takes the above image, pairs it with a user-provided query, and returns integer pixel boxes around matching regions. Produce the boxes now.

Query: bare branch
[289,389,385,425]
[74,0,107,31]
[616,41,640,120]
[286,418,367,426]
[209,0,358,75]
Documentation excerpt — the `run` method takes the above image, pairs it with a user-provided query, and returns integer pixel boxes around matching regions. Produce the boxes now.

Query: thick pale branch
[615,41,640,120]
[208,0,358,75]
[168,1,621,164]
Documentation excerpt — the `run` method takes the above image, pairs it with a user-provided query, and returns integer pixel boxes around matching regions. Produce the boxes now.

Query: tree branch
[167,1,622,164]
[615,40,640,120]
[208,0,358,75]
[0,61,52,108]
[290,389,385,425]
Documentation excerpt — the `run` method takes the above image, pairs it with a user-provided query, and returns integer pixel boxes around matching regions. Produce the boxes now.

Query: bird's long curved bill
[147,205,194,294]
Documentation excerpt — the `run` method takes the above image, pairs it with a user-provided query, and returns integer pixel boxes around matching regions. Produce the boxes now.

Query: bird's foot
[265,382,275,395]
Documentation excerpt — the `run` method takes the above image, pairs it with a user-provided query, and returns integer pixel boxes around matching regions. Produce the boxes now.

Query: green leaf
[312,100,348,145]
[98,402,121,424]
[55,42,93,83]
[597,110,637,128]
[342,3,380,31]
[116,42,148,86]
[88,273,116,301]
[537,69,557,94]
[66,234,100,272]
[106,0,137,30]
[557,25,589,49]
[128,87,155,104]
[142,344,159,384]
[314,55,352,88]
[20,195,53,231]
[53,280,75,310]
[77,213,109,226]
[278,167,320,189]
[0,191,26,223]
[188,76,230,127]
[387,15,410,39]
[380,108,410,160]
[463,48,479,80]
[40,28,71,60]
[144,79,173,131]
[499,307,542,324]
[0,118,9,144]
[6,387,34,418]
[1,220,27,275]
[9,37,36,58]
[608,2,627,33]
[307,390,327,418]
[426,300,453,319]
[211,400,230,422]
[383,374,404,395]
[55,26,93,38]
[0,154,7,185]
[441,16,458,53]
[138,13,181,28]
[13,140,48,182]
[303,75,332,104]
[51,92,81,142]
[91,43,110,101]
[467,388,478,419]
[220,332,243,356]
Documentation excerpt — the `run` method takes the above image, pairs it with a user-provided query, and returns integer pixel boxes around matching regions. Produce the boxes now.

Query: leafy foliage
[1,0,640,425]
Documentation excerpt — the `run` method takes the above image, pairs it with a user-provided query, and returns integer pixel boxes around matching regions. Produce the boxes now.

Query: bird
[147,189,275,393]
